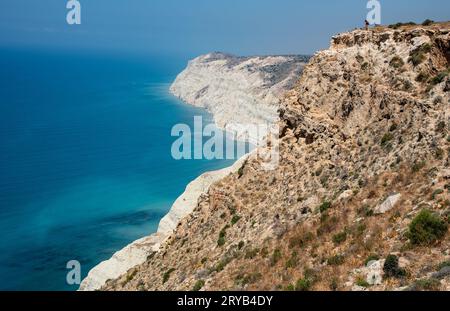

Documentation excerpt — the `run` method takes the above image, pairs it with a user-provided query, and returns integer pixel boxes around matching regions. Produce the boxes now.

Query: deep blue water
[0,48,241,290]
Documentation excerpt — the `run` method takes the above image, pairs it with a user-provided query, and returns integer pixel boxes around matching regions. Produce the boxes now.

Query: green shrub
[217,236,226,247]
[409,52,425,66]
[162,268,176,284]
[237,166,244,178]
[122,270,137,286]
[289,231,314,248]
[244,248,259,259]
[317,213,339,236]
[295,278,312,291]
[231,215,241,225]
[328,254,345,266]
[390,56,404,69]
[416,72,430,83]
[285,251,299,268]
[430,71,449,85]
[409,43,432,66]
[217,225,229,246]
[238,241,245,249]
[295,268,318,291]
[260,247,269,258]
[411,161,426,173]
[235,273,262,286]
[304,268,318,281]
[422,19,434,26]
[438,260,450,270]
[407,209,448,245]
[354,223,367,237]
[270,249,282,266]
[431,189,444,200]
[383,255,406,278]
[193,280,205,291]
[413,278,440,291]
[388,22,416,29]
[332,231,347,245]
[355,276,370,288]
[329,277,339,291]
[381,132,394,146]
[436,121,446,132]
[361,62,369,71]
[214,258,231,272]
[285,284,295,291]
[358,205,374,217]
[319,201,332,213]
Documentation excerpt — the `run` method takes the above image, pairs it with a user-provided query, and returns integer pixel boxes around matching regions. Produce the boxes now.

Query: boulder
[366,260,384,285]
[374,193,401,214]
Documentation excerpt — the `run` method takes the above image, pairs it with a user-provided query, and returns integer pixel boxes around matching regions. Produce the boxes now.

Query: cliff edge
[104,22,450,291]
[79,53,306,290]
[171,53,309,143]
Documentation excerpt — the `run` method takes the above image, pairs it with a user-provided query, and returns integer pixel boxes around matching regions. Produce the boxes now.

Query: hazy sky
[0,0,449,56]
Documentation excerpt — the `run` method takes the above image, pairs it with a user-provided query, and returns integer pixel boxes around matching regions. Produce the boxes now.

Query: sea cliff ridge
[103,22,450,291]
[79,53,308,291]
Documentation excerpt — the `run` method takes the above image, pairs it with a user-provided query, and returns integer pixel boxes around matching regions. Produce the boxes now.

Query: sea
[0,47,245,290]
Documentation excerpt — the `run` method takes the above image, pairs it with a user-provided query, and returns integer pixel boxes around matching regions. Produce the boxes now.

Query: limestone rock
[374,194,401,214]
[171,53,309,143]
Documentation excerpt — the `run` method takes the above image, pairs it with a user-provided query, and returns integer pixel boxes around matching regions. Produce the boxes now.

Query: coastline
[80,153,249,290]
[79,139,250,291]
[80,52,304,290]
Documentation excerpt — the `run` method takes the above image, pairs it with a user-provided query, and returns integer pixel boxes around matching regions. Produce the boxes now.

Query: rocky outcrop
[171,53,309,143]
[105,23,450,292]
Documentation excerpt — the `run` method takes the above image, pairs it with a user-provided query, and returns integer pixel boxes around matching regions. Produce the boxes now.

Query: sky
[0,0,449,57]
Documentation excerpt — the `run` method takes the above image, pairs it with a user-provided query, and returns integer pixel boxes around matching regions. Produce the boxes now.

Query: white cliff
[79,52,307,291]
[171,52,308,143]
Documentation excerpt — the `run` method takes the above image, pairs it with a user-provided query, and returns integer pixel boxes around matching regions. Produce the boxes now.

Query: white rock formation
[79,154,249,291]
[366,260,384,285]
[170,52,308,143]
[374,193,402,214]
[350,259,385,290]
[80,52,308,291]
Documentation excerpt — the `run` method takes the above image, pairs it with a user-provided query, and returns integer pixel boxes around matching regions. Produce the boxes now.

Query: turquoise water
[0,48,243,290]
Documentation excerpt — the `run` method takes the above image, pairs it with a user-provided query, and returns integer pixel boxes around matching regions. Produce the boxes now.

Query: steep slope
[80,53,307,291]
[105,23,450,291]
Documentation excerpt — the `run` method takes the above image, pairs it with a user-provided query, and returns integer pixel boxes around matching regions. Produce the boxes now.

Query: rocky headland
[171,53,309,143]
[79,53,307,290]
[103,22,450,291]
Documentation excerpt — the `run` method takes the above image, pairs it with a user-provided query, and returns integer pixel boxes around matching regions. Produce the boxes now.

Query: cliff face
[171,53,309,142]
[105,23,450,291]
[80,53,306,291]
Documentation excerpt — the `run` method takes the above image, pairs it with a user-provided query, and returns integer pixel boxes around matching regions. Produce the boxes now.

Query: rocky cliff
[171,53,309,143]
[104,22,450,291]
[79,53,307,291]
